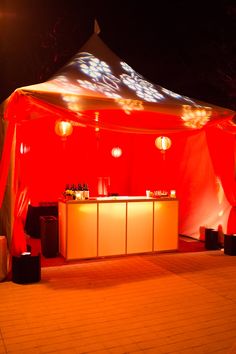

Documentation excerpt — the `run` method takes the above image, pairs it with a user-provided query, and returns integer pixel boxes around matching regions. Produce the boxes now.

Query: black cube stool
[12,254,41,284]
[205,228,219,250]
[224,234,236,255]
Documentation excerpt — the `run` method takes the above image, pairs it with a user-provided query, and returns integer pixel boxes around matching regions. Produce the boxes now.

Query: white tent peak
[94,19,101,35]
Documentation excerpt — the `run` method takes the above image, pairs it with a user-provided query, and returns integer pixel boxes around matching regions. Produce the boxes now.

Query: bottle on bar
[77,183,83,200]
[71,184,76,200]
[65,184,70,198]
[83,183,89,199]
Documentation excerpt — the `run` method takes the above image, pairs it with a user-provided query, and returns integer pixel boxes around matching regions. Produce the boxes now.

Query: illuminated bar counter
[58,197,178,260]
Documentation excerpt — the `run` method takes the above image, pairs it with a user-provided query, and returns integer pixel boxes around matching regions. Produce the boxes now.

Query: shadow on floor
[27,235,206,268]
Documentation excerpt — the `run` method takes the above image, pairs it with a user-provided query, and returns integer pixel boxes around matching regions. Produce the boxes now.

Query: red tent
[0,34,235,255]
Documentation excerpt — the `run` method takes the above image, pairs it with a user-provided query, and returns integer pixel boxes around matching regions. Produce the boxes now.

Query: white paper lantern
[155,136,172,152]
[55,121,73,137]
[111,147,122,158]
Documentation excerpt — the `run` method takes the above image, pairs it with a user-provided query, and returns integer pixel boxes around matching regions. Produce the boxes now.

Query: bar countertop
[59,196,177,204]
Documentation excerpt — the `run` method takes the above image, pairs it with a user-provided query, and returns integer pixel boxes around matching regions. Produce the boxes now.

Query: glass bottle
[77,183,83,200]
[83,183,89,199]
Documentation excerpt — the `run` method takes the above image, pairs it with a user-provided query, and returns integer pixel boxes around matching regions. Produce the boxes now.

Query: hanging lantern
[155,136,171,158]
[55,120,73,137]
[111,146,122,158]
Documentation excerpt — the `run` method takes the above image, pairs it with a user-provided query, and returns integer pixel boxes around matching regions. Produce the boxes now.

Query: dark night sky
[0,0,235,110]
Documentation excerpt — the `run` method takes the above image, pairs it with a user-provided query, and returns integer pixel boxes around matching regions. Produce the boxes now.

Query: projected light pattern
[120,61,164,102]
[121,75,164,102]
[48,51,200,117]
[73,53,197,106]
[182,96,196,105]
[162,88,182,99]
[115,98,143,114]
[62,94,81,112]
[77,79,121,99]
[181,105,212,128]
[161,88,195,105]
[80,56,111,79]
[120,63,196,105]
[51,75,82,94]
[26,76,81,95]
[120,62,195,104]
[120,62,133,73]
[76,52,121,99]
[73,53,165,103]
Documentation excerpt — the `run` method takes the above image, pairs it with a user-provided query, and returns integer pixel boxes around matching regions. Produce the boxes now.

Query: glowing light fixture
[111,147,122,158]
[155,136,171,159]
[55,120,73,137]
[155,136,171,151]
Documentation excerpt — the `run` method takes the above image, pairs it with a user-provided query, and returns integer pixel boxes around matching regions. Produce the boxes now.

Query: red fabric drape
[175,130,230,238]
[0,120,16,208]
[10,124,30,257]
[10,186,29,256]
[206,127,236,234]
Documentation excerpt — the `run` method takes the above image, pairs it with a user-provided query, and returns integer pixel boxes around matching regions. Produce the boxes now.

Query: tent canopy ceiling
[2,34,235,134]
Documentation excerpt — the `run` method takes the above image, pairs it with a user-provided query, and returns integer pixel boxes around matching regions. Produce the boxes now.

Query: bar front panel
[153,200,179,251]
[98,202,126,257]
[127,201,153,254]
[67,203,97,260]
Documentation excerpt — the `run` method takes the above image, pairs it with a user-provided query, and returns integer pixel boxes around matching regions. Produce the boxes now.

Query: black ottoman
[205,228,219,250]
[224,234,236,256]
[12,254,41,284]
